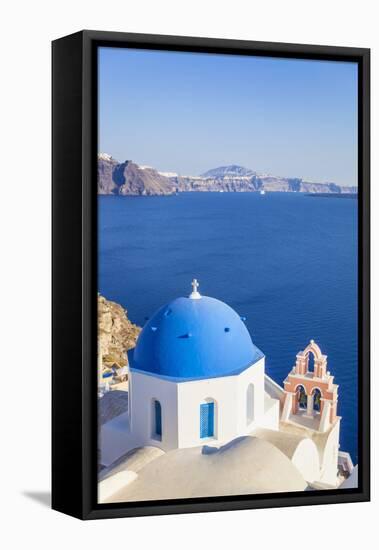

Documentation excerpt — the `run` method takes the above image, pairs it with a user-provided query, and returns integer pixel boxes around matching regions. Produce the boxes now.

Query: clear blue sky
[99,47,358,186]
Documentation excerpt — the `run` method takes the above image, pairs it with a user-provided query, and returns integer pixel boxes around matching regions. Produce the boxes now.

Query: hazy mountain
[98,154,357,196]
[201,165,256,178]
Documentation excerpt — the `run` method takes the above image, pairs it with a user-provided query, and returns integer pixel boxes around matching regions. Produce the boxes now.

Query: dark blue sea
[98,193,358,462]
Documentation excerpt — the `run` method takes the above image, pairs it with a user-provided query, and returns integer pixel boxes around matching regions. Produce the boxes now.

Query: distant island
[98,153,357,196]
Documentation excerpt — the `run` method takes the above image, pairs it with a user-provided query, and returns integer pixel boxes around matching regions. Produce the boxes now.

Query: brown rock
[98,294,141,372]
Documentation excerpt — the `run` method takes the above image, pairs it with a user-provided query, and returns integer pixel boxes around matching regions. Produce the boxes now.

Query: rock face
[98,294,141,369]
[98,153,119,194]
[98,155,357,196]
[98,155,173,196]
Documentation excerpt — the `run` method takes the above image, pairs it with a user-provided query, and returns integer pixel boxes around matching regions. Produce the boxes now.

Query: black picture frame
[52,30,370,520]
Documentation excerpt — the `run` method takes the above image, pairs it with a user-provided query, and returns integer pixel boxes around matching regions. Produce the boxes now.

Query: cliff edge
[98,294,141,370]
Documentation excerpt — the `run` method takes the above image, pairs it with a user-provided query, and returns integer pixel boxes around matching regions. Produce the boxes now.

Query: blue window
[200,402,214,439]
[154,400,162,438]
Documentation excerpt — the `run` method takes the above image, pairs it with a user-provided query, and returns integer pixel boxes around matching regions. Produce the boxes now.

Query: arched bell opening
[296,385,307,412]
[312,388,322,413]
[307,351,315,373]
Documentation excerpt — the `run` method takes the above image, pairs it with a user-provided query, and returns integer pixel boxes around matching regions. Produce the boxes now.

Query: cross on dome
[189,278,201,300]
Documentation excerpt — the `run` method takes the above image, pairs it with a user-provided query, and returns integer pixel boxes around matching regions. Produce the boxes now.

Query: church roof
[100,436,307,503]
[129,283,263,381]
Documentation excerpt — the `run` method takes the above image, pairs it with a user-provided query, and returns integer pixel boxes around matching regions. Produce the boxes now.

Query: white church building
[99,281,356,503]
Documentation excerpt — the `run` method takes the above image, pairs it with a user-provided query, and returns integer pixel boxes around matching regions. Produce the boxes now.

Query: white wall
[318,420,341,486]
[130,370,179,451]
[100,412,137,466]
[2,1,377,549]
[132,358,268,450]
[236,359,267,434]
[177,375,238,447]
[177,372,244,447]
[291,439,320,484]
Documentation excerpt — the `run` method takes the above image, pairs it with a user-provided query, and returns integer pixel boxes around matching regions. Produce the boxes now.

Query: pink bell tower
[281,340,339,431]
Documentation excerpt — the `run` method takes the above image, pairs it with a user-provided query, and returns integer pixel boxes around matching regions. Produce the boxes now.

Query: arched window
[307,352,315,372]
[200,399,215,439]
[246,383,255,424]
[296,385,307,410]
[152,399,162,440]
[312,388,322,412]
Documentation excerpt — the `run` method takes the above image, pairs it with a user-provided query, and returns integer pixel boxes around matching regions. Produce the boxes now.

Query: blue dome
[129,295,264,381]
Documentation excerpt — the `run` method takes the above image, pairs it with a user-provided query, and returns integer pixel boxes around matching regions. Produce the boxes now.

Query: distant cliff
[98,154,357,196]
[98,153,173,196]
[98,294,141,370]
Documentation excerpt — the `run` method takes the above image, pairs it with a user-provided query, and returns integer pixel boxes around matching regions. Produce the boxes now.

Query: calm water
[98,193,358,462]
